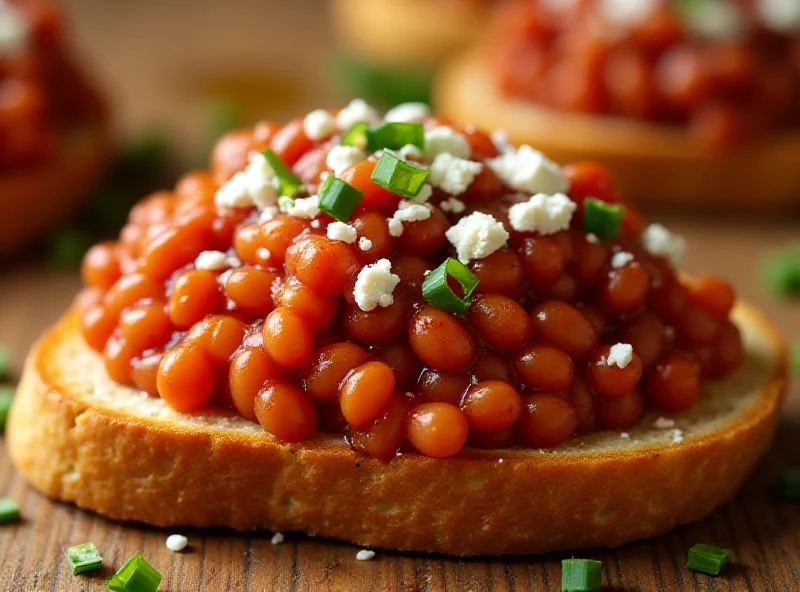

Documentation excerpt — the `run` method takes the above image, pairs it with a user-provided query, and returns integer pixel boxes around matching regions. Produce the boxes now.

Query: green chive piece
[0,498,20,524]
[371,152,430,198]
[66,542,103,575]
[583,198,625,240]
[262,149,302,198]
[562,559,602,591]
[366,122,425,152]
[779,468,800,501]
[106,553,162,592]
[0,386,13,432]
[340,122,369,149]
[318,175,364,222]
[0,345,10,381]
[763,247,800,298]
[422,258,479,315]
[686,544,729,576]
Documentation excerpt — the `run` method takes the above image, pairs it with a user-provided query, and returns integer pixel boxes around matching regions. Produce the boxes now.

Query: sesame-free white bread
[7,302,786,556]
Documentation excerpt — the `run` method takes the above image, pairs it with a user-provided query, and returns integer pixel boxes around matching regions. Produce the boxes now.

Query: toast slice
[7,302,786,556]
[433,51,800,211]
[0,120,110,254]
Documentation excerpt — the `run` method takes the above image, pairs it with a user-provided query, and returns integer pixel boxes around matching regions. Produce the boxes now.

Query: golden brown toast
[6,302,786,556]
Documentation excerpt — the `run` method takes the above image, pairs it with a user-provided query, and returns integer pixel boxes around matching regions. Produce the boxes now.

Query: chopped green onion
[686,544,729,576]
[0,387,12,431]
[365,122,425,152]
[779,468,800,501]
[0,498,20,524]
[66,542,103,575]
[422,258,479,315]
[583,198,625,240]
[106,553,162,592]
[562,559,602,591]
[340,122,369,149]
[341,121,425,153]
[262,149,302,198]
[318,175,363,222]
[763,247,800,298]
[371,152,430,198]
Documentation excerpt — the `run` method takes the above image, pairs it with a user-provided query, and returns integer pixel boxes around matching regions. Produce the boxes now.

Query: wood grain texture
[0,220,799,592]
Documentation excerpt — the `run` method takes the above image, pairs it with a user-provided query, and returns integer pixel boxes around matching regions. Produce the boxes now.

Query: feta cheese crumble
[195,250,231,271]
[353,259,401,312]
[586,233,600,243]
[388,219,404,238]
[428,153,482,196]
[606,343,634,369]
[600,0,659,29]
[620,432,630,439]
[166,535,188,552]
[507,193,576,235]
[303,109,336,141]
[286,195,320,219]
[327,221,358,244]
[387,201,432,237]
[642,224,686,266]
[271,532,285,545]
[259,206,279,223]
[336,98,380,130]
[490,129,513,153]
[214,152,279,209]
[358,237,373,251]
[445,212,510,264]
[757,0,800,32]
[397,144,423,160]
[384,102,431,123]
[414,184,433,203]
[654,417,676,429]
[671,429,685,445]
[424,126,471,159]
[326,145,367,176]
[611,251,634,269]
[487,145,569,195]
[356,550,376,561]
[0,2,29,56]
[440,197,466,214]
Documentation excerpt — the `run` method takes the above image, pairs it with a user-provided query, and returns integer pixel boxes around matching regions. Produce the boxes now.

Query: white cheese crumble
[684,0,746,40]
[487,145,568,195]
[671,429,685,445]
[271,532,285,545]
[600,0,659,29]
[490,129,513,153]
[606,343,634,369]
[215,152,279,209]
[757,0,800,32]
[445,212,510,264]
[259,206,279,223]
[388,219,404,238]
[620,432,630,439]
[356,550,376,561]
[353,259,401,312]
[0,2,29,56]
[286,195,320,219]
[397,144,423,160]
[387,201,432,238]
[195,250,231,271]
[326,145,366,176]
[384,102,431,123]
[641,224,686,266]
[327,221,358,244]
[507,193,576,235]
[336,98,380,130]
[440,197,466,214]
[303,109,336,141]
[654,417,676,429]
[424,126,471,159]
[414,184,433,203]
[428,153,482,196]
[586,233,600,243]
[358,237,373,251]
[611,251,634,269]
[166,534,188,552]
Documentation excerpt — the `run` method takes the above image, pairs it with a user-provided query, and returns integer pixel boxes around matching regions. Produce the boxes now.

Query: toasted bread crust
[7,303,786,556]
[433,51,800,210]
[0,120,110,253]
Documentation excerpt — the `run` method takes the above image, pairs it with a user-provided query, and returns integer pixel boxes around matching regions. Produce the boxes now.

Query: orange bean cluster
[0,0,104,169]
[78,108,744,460]
[490,0,800,149]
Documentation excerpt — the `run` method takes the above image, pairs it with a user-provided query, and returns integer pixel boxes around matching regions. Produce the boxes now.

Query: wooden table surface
[0,216,798,592]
